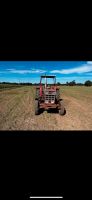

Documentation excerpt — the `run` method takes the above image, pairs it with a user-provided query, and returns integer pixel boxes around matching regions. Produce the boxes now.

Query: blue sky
[0,61,92,83]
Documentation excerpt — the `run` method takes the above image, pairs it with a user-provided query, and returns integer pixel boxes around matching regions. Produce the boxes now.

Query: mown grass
[60,86,92,101]
[0,84,24,90]
[0,85,92,130]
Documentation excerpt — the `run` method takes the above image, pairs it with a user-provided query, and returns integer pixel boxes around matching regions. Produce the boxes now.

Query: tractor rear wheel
[35,100,39,115]
[35,89,40,99]
[59,100,65,115]
[56,89,60,101]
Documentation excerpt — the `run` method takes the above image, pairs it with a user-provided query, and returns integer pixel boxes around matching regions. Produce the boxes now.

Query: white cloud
[87,61,92,65]
[7,69,46,74]
[50,62,92,74]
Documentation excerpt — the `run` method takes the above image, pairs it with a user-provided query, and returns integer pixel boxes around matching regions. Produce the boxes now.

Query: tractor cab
[40,75,56,95]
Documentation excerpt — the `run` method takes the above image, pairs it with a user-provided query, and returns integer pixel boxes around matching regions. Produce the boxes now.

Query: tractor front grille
[45,94,55,103]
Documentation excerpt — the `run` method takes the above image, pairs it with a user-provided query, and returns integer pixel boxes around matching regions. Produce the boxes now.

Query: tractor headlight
[45,100,49,103]
[51,100,54,103]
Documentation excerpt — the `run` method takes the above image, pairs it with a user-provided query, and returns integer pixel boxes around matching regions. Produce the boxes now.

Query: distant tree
[68,80,76,86]
[77,83,83,86]
[2,82,6,84]
[57,82,61,85]
[84,80,92,86]
[72,80,76,85]
[66,81,68,86]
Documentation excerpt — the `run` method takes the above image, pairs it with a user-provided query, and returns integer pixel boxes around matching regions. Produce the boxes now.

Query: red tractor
[35,75,65,115]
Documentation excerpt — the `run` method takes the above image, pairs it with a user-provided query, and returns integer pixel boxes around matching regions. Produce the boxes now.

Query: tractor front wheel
[35,100,39,115]
[59,100,65,115]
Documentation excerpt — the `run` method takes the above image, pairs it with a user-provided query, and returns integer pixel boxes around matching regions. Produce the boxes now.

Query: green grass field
[61,86,92,100]
[0,83,23,90]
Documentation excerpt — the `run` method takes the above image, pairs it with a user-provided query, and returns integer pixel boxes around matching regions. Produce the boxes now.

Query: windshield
[40,77,56,85]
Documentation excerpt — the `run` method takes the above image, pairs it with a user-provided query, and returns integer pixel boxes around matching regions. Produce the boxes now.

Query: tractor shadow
[47,99,66,115]
[39,108,44,114]
[47,108,66,115]
[38,108,66,115]
[47,109,59,114]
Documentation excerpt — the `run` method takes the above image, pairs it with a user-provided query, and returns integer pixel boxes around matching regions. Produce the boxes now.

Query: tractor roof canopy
[40,75,56,85]
[41,75,56,78]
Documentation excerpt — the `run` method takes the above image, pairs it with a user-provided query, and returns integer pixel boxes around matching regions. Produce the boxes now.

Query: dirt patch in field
[0,86,92,130]
[55,94,92,130]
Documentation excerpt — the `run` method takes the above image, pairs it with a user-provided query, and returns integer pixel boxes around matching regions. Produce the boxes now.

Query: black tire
[56,89,60,101]
[35,100,39,115]
[35,89,40,99]
[59,100,65,115]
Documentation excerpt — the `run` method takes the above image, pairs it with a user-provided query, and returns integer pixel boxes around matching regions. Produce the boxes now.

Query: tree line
[0,80,92,86]
[57,80,92,86]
